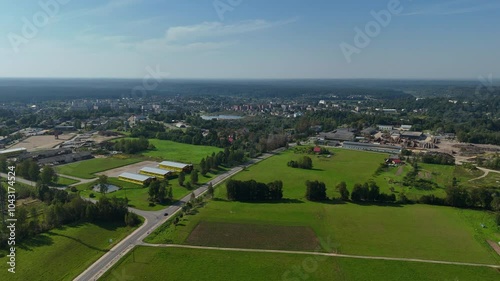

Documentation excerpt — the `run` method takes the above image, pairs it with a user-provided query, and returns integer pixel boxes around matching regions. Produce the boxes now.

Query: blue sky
[0,0,499,79]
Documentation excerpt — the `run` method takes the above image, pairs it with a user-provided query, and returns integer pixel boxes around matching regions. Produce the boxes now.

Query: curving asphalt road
[74,150,282,281]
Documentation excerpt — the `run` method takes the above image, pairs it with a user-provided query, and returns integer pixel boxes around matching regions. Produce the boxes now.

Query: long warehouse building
[139,167,173,180]
[343,142,402,154]
[158,161,193,173]
[118,172,154,185]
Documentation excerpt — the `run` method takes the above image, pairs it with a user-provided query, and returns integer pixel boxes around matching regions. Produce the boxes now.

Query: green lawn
[75,170,222,211]
[130,138,222,163]
[146,149,500,264]
[234,149,386,199]
[100,246,500,281]
[0,222,138,281]
[54,176,79,187]
[56,156,144,179]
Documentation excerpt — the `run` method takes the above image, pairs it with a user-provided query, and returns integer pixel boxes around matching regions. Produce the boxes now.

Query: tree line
[113,137,150,154]
[0,181,141,250]
[226,179,283,201]
[288,156,313,170]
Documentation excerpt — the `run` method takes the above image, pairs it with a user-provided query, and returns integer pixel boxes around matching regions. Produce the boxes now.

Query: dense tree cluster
[305,180,327,201]
[420,152,455,165]
[114,137,150,154]
[417,186,500,211]
[226,179,283,201]
[16,159,40,181]
[351,182,396,203]
[0,181,140,250]
[148,180,173,204]
[288,156,313,170]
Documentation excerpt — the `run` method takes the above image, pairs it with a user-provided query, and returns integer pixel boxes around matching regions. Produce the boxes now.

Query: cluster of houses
[118,160,193,186]
[314,124,439,153]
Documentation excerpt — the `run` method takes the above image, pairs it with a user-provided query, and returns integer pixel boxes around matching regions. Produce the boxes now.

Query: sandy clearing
[9,134,75,151]
[95,161,162,178]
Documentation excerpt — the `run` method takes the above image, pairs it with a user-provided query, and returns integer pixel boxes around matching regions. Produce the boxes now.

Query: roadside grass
[0,222,139,281]
[54,176,79,187]
[56,156,144,179]
[100,246,500,281]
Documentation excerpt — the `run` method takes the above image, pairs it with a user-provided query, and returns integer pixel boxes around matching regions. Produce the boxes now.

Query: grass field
[56,156,144,179]
[0,222,138,281]
[145,149,500,264]
[185,221,320,251]
[130,138,222,163]
[471,172,500,187]
[373,163,484,200]
[55,176,79,187]
[100,246,500,281]
[75,169,223,211]
[234,148,386,199]
[146,199,500,264]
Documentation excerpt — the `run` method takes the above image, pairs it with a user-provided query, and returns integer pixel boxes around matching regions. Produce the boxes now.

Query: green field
[0,222,138,281]
[133,138,222,163]
[146,149,500,264]
[75,170,223,211]
[374,163,484,200]
[471,172,500,187]
[100,246,500,281]
[234,148,386,199]
[185,221,320,251]
[55,176,79,187]
[56,156,144,179]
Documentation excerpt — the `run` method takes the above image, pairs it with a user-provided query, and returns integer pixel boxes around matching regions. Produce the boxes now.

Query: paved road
[144,244,500,269]
[0,172,67,190]
[74,150,282,281]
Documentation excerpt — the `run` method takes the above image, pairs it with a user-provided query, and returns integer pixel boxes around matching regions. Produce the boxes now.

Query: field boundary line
[143,243,500,269]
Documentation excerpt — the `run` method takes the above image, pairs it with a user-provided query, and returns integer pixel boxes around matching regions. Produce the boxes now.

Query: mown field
[56,156,144,179]
[100,246,500,281]
[129,138,222,163]
[0,222,138,281]
[145,149,500,265]
[55,176,79,187]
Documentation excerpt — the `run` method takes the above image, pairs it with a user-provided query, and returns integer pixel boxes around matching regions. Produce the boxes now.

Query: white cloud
[165,18,298,42]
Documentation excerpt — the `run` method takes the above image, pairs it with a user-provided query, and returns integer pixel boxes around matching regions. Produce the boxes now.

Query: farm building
[139,167,173,179]
[318,128,356,142]
[343,142,402,154]
[0,147,27,157]
[118,172,153,185]
[158,161,193,173]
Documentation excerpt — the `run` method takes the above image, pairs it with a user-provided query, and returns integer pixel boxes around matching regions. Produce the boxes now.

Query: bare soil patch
[186,221,321,251]
[10,134,74,151]
[487,240,500,256]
